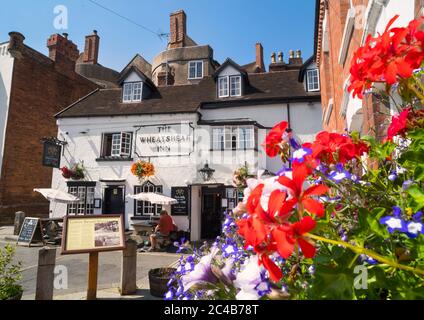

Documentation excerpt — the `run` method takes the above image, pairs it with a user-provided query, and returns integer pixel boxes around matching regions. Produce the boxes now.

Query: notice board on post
[17,218,43,246]
[61,215,126,255]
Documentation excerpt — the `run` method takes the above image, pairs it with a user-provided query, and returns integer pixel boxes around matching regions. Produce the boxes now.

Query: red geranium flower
[348,15,424,99]
[263,121,289,157]
[278,164,329,217]
[386,107,410,141]
[272,216,317,259]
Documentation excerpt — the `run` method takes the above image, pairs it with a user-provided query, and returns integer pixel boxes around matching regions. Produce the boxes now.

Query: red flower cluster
[236,127,371,282]
[348,15,424,99]
[304,131,369,166]
[61,167,72,179]
[263,121,289,157]
[237,163,328,282]
[387,107,410,141]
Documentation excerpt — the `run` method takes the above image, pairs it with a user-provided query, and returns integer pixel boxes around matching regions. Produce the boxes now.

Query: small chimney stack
[8,32,25,58]
[169,10,187,49]
[255,43,265,72]
[289,49,303,65]
[47,33,79,77]
[269,51,287,72]
[278,51,283,63]
[82,30,100,65]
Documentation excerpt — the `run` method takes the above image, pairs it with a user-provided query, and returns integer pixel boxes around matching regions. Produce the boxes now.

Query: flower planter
[6,290,23,301]
[149,268,176,298]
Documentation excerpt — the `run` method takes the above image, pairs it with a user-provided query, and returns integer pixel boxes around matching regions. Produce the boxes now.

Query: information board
[61,215,126,255]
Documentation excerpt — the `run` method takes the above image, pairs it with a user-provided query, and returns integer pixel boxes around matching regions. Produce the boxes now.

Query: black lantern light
[199,163,215,182]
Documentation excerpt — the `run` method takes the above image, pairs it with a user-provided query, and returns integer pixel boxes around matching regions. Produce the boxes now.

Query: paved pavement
[0,226,180,300]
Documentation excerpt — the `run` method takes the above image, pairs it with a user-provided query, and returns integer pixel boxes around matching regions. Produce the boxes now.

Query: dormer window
[188,61,203,79]
[218,75,242,98]
[123,82,142,103]
[306,69,320,92]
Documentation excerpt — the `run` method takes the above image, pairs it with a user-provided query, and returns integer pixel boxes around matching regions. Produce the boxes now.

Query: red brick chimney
[169,10,187,49]
[82,30,100,64]
[255,43,265,72]
[47,33,79,77]
[8,32,25,58]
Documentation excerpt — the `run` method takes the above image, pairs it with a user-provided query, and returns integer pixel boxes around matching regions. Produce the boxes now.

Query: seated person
[148,210,174,251]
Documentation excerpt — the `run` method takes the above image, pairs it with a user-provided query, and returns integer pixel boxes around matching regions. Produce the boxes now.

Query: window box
[96,157,134,162]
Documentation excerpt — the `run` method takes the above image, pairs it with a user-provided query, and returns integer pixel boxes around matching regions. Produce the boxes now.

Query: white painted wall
[52,99,322,239]
[375,0,415,34]
[0,42,14,178]
[123,71,143,83]
[217,65,241,77]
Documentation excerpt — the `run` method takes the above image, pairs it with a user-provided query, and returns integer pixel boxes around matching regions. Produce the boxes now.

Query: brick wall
[318,0,370,133]
[0,46,97,225]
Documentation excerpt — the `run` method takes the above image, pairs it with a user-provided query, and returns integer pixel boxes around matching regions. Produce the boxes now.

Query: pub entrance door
[103,186,125,215]
[201,186,224,239]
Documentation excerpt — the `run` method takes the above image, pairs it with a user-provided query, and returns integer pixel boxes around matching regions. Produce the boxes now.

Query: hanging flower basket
[61,163,85,180]
[131,160,155,182]
[233,164,254,192]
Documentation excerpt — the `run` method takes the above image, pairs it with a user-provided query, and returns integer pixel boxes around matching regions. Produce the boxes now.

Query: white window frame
[230,76,242,97]
[307,69,320,92]
[135,182,163,216]
[188,61,204,79]
[104,132,133,158]
[218,75,242,98]
[67,186,95,215]
[122,82,143,103]
[218,77,229,98]
[212,126,255,150]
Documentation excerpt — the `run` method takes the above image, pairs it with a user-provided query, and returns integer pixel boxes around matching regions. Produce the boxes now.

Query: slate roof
[56,69,320,118]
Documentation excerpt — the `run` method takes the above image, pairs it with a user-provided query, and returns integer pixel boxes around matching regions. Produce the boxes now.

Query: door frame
[102,185,126,216]
[200,185,224,239]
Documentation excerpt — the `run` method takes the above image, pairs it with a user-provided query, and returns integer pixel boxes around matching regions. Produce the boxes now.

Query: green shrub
[0,244,23,300]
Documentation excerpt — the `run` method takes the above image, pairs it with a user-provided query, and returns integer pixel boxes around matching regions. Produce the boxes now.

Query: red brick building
[314,0,423,136]
[0,32,98,225]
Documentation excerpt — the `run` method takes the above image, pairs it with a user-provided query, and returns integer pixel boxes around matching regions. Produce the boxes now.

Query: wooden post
[87,252,99,300]
[14,211,25,235]
[35,247,56,300]
[120,239,137,295]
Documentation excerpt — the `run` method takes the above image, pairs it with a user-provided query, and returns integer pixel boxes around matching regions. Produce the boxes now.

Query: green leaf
[366,208,390,238]
[407,185,424,210]
[414,165,424,182]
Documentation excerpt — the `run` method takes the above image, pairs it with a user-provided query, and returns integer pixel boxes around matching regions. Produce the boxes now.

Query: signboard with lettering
[171,187,189,216]
[17,218,43,246]
[135,123,194,157]
[42,141,62,168]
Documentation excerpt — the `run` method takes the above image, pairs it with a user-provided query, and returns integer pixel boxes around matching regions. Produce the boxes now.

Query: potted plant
[131,160,155,182]
[233,164,255,192]
[148,267,176,298]
[61,162,85,180]
[0,244,23,300]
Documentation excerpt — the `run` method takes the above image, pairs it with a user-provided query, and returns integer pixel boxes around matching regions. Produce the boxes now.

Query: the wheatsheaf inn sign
[135,123,194,157]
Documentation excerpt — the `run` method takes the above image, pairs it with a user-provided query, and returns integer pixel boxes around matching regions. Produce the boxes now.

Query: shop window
[101,132,133,159]
[67,186,95,215]
[134,182,163,216]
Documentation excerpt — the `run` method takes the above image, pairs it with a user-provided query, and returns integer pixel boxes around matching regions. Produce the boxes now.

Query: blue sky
[0,0,317,71]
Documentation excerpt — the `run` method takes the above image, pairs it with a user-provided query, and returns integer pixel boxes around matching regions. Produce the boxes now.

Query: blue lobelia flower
[402,180,414,191]
[404,211,423,239]
[291,147,312,164]
[379,206,407,234]
[329,164,351,182]
[388,172,397,181]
